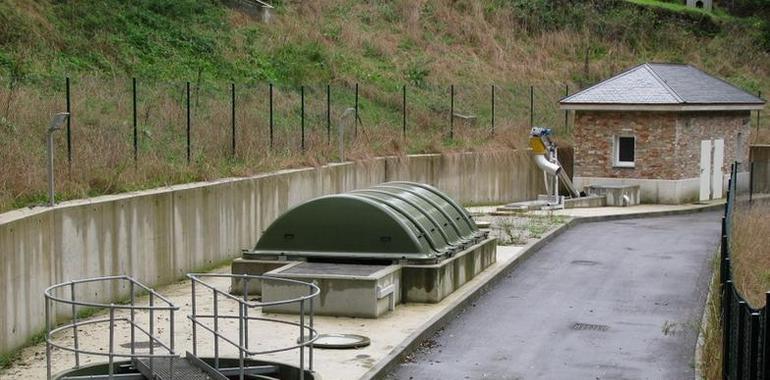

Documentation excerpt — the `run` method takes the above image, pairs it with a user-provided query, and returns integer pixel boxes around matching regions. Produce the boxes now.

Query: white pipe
[533,154,561,176]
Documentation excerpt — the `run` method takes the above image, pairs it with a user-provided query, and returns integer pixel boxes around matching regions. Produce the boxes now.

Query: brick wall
[573,110,751,180]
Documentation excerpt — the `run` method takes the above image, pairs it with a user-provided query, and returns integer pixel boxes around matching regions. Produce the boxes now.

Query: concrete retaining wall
[0,150,543,356]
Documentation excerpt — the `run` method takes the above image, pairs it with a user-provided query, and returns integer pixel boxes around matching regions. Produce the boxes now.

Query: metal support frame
[46,273,320,380]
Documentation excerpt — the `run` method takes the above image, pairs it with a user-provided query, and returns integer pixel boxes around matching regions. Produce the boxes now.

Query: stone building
[560,63,764,204]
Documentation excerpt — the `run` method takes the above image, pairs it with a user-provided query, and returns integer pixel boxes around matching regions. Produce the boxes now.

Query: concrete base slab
[585,184,640,206]
[575,176,700,204]
[496,195,606,213]
[563,194,606,209]
[263,262,402,318]
[402,238,497,303]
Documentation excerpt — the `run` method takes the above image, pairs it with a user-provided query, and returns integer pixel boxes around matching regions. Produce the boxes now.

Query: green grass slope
[0,0,768,212]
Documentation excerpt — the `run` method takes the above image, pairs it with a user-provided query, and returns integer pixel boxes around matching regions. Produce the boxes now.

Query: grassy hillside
[0,0,768,211]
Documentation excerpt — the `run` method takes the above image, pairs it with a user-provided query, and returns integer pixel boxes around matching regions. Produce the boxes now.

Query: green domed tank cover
[252,182,484,261]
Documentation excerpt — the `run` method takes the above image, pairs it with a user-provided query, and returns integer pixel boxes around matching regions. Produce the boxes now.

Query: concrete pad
[585,184,641,206]
[263,262,402,318]
[0,247,526,380]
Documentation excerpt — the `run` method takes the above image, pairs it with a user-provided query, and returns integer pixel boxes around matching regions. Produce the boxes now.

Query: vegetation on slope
[0,0,768,212]
[730,201,770,308]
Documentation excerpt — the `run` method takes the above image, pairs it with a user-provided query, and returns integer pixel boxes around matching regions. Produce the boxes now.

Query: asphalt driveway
[388,211,721,380]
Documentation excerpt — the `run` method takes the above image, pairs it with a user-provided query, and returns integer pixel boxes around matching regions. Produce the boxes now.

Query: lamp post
[47,112,70,207]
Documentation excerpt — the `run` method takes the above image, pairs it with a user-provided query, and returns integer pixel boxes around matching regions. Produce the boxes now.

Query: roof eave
[559,103,765,111]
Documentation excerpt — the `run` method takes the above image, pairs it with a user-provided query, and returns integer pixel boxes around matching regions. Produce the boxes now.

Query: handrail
[44,276,179,380]
[187,273,320,380]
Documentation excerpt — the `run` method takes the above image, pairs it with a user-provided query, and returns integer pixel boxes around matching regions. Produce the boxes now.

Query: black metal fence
[0,76,573,166]
[720,161,770,380]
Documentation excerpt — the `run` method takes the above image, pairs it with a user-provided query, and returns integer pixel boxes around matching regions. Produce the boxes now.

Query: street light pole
[47,112,70,207]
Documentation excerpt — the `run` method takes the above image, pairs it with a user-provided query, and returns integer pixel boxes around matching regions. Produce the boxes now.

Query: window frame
[613,135,636,168]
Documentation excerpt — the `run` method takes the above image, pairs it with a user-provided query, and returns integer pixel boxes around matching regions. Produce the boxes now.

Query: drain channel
[572,322,609,332]
[570,260,599,266]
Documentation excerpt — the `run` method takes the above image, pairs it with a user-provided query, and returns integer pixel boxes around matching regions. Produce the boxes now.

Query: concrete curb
[360,203,725,380]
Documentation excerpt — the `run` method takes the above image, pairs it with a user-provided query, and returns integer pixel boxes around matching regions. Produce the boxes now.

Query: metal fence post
[231,82,236,157]
[564,84,569,133]
[354,83,359,138]
[749,161,754,203]
[530,85,534,128]
[757,90,762,136]
[269,83,274,150]
[761,292,770,380]
[737,301,746,380]
[65,76,72,173]
[449,84,454,140]
[132,77,138,166]
[491,84,495,136]
[402,84,407,140]
[186,81,191,164]
[326,84,331,144]
[301,85,305,152]
[722,280,732,380]
[749,312,760,379]
[720,217,728,284]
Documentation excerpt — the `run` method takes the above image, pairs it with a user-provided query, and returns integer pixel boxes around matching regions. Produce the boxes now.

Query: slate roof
[560,63,764,110]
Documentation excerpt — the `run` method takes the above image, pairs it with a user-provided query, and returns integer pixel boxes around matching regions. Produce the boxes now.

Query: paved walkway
[388,212,721,380]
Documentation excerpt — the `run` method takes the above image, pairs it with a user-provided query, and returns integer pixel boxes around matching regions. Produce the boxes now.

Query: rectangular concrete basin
[261,262,402,318]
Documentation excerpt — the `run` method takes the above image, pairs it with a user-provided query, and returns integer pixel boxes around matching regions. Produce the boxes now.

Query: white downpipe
[533,154,561,176]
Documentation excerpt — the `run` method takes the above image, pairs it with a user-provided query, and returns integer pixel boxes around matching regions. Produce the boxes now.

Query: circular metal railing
[44,275,180,379]
[186,273,320,380]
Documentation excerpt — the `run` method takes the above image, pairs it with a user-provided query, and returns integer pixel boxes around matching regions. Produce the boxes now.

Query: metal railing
[187,273,320,380]
[44,275,179,379]
[720,162,770,380]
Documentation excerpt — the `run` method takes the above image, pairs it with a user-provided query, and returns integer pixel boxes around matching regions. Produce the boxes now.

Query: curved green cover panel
[251,182,484,261]
[255,194,434,258]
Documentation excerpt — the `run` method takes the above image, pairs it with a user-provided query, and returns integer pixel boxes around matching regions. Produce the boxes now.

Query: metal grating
[134,358,214,380]
[572,322,609,332]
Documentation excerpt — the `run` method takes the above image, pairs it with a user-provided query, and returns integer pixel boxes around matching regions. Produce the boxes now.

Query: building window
[695,1,704,8]
[614,136,635,168]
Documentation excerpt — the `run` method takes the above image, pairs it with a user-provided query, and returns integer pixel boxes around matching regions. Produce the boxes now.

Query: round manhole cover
[299,333,371,349]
